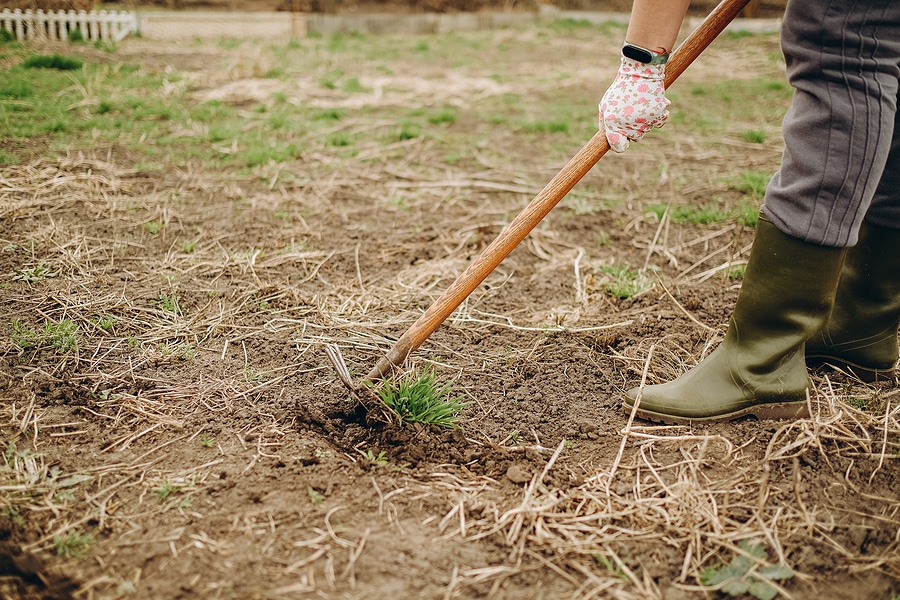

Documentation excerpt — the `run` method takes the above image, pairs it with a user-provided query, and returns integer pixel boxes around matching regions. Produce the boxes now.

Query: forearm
[625,0,692,53]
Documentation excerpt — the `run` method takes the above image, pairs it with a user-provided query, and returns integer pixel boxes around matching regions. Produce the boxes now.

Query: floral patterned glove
[599,57,670,153]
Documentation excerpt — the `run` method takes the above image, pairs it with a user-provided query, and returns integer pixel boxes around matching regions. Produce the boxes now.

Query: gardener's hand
[599,57,670,153]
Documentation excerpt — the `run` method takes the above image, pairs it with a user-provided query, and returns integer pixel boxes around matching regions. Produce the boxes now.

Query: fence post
[14,8,23,41]
[89,10,98,40]
[98,9,107,40]
[76,9,85,40]
[41,9,54,40]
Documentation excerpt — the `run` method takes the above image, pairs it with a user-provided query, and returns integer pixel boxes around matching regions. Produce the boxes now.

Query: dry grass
[3,146,899,598]
[1,28,898,598]
[437,385,900,599]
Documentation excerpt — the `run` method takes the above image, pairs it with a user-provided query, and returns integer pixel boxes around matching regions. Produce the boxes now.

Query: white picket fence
[0,8,137,42]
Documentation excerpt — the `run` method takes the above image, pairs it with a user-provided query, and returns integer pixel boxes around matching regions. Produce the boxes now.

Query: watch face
[622,44,653,64]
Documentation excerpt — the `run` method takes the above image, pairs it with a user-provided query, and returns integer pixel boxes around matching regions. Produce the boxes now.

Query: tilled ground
[1,21,899,600]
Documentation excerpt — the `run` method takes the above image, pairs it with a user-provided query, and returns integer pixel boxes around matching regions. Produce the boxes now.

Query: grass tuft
[370,368,469,428]
[10,319,78,352]
[54,529,94,558]
[23,54,83,70]
[597,263,649,299]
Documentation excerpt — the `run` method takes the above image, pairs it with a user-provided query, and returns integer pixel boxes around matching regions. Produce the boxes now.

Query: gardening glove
[599,57,670,153]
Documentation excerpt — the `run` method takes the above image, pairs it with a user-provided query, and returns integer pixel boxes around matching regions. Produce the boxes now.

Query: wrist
[622,42,669,65]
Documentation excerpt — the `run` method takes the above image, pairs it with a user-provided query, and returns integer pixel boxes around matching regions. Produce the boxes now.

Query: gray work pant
[763,0,900,247]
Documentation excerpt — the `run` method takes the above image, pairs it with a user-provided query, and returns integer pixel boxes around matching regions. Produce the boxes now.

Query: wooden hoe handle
[365,0,753,383]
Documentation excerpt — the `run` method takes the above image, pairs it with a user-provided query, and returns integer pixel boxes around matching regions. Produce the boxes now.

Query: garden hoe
[327,0,754,393]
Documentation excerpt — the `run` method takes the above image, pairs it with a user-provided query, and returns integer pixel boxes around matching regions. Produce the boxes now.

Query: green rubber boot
[805,222,900,382]
[624,215,846,424]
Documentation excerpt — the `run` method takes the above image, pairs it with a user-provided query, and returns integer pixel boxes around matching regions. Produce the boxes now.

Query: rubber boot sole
[805,354,896,384]
[623,397,811,426]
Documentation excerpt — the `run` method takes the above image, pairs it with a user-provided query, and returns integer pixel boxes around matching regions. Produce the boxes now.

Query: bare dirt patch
[1,23,899,600]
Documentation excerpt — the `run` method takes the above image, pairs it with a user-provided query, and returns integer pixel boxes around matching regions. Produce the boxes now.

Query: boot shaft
[807,221,900,378]
[626,215,847,423]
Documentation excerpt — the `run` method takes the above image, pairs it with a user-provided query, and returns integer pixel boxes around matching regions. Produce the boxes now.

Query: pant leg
[762,0,900,248]
[867,87,900,229]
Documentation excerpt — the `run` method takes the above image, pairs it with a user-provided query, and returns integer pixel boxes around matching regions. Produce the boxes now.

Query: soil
[1,20,899,600]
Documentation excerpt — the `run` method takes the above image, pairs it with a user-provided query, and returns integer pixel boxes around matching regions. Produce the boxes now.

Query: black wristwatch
[622,42,669,65]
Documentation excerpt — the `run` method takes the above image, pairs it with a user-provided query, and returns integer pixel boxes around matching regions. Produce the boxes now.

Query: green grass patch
[597,264,649,299]
[667,77,792,135]
[370,368,470,428]
[645,202,731,225]
[727,170,771,198]
[23,54,83,70]
[428,108,457,125]
[739,129,767,143]
[54,529,94,558]
[0,79,32,98]
[10,319,79,352]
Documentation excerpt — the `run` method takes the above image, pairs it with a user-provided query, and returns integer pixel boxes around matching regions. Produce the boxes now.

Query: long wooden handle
[365,0,752,383]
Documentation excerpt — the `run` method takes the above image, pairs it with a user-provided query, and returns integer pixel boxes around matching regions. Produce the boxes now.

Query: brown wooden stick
[364,0,752,383]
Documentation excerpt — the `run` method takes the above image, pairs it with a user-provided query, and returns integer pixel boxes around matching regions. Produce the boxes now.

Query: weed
[157,342,194,360]
[68,29,84,43]
[180,240,197,253]
[0,28,14,43]
[370,368,470,428]
[200,435,216,448]
[701,540,793,600]
[143,220,162,235]
[53,529,94,558]
[314,108,344,121]
[845,395,872,411]
[592,554,628,582]
[545,18,599,32]
[10,319,78,352]
[342,77,369,94]
[326,132,351,147]
[54,490,76,503]
[729,171,771,198]
[94,314,116,332]
[4,507,24,526]
[428,109,457,125]
[443,151,462,165]
[364,449,389,465]
[11,260,58,282]
[398,122,420,140]
[243,365,264,382]
[597,264,648,299]
[728,265,747,280]
[724,29,758,40]
[646,202,730,225]
[23,54,83,70]
[308,486,325,504]
[158,293,181,314]
[740,129,767,143]
[523,119,569,134]
[509,429,521,444]
[154,480,182,501]
[734,202,760,227]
